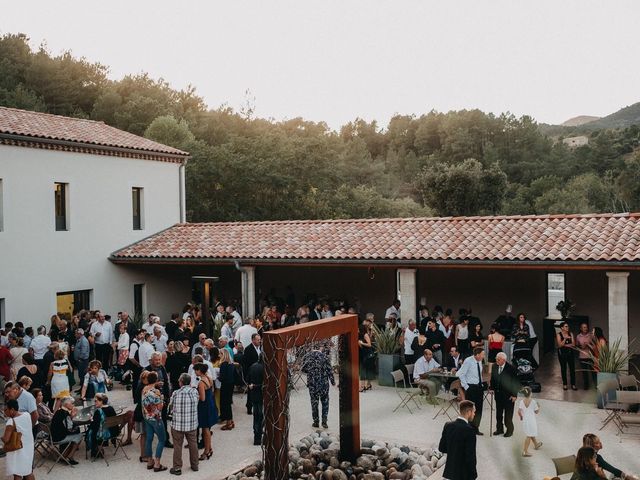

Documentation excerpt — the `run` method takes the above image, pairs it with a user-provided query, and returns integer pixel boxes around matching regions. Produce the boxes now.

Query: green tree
[144,115,195,150]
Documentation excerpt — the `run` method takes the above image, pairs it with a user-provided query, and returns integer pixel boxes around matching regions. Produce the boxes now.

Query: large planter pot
[596,372,618,409]
[378,353,402,387]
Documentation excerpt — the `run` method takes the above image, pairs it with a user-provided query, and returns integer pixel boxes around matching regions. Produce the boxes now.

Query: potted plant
[371,323,401,387]
[555,300,575,319]
[586,337,637,408]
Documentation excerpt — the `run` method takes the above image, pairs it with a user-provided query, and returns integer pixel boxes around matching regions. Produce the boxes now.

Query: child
[518,386,542,457]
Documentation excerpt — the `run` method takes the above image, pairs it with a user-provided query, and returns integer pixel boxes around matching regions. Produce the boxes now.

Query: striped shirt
[169,385,199,432]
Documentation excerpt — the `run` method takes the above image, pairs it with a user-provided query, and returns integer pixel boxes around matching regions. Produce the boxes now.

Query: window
[134,283,146,320]
[0,178,4,231]
[56,290,91,320]
[547,273,565,318]
[132,187,143,230]
[54,182,69,231]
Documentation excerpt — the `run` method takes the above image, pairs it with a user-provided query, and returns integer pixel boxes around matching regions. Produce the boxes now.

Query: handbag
[4,418,23,452]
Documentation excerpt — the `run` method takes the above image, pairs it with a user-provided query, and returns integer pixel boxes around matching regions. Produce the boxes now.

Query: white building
[0,106,190,327]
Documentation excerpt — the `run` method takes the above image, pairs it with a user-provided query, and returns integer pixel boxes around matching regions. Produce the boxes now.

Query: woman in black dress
[165,341,191,392]
[358,320,374,392]
[557,321,577,391]
[219,349,235,430]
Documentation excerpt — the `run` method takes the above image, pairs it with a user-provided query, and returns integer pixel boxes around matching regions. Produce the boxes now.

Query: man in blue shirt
[73,329,90,388]
[456,347,486,435]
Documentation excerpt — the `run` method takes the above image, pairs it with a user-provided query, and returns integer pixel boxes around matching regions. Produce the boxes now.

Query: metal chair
[433,389,459,420]
[93,413,131,465]
[615,390,640,435]
[551,454,576,477]
[598,379,629,432]
[619,374,640,391]
[34,423,74,474]
[391,369,421,414]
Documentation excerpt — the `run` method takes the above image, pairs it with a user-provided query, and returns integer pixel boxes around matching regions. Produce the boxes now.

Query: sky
[3,0,640,130]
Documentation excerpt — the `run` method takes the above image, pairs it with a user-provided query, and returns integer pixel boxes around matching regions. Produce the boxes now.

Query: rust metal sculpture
[262,314,361,480]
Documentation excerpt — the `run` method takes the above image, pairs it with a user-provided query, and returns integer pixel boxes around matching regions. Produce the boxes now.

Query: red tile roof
[0,106,188,160]
[110,213,640,266]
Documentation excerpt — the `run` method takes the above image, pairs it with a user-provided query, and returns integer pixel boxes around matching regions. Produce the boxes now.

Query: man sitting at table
[413,349,442,401]
[50,396,82,465]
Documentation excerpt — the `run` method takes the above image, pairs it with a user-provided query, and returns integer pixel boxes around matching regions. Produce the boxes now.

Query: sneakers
[170,468,182,476]
[322,421,328,429]
[312,421,319,428]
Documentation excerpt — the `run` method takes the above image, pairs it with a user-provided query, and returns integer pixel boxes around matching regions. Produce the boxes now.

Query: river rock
[421,464,433,477]
[333,469,348,480]
[436,456,446,468]
[361,439,375,448]
[388,472,407,480]
[243,466,258,477]
[356,456,375,471]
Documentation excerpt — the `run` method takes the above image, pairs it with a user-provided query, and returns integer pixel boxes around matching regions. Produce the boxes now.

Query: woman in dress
[8,334,28,380]
[47,349,71,411]
[16,353,41,389]
[517,386,542,457]
[209,346,222,412]
[3,398,35,480]
[487,323,505,363]
[142,371,167,472]
[469,323,484,351]
[195,362,218,460]
[218,348,235,430]
[591,327,608,371]
[455,316,471,358]
[556,321,577,390]
[570,447,607,480]
[116,321,130,368]
[358,320,374,392]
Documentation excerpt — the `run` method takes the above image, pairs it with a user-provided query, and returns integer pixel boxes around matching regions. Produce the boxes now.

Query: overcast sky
[3,1,639,129]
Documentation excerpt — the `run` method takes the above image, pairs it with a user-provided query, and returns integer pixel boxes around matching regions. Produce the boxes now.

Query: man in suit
[438,400,477,480]
[444,346,464,398]
[242,333,262,414]
[489,352,520,437]
[456,347,486,434]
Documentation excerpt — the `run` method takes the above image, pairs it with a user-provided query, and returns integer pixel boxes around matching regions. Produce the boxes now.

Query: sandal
[147,463,155,470]
[522,452,532,457]
[534,442,543,450]
[140,456,149,463]
[154,465,168,472]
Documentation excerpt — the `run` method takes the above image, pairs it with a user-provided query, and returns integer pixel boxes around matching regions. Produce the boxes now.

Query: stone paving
[14,380,640,480]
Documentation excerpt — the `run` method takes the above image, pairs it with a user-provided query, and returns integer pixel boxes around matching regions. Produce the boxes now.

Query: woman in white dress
[3,399,35,480]
[8,334,29,380]
[47,349,71,411]
[517,386,543,457]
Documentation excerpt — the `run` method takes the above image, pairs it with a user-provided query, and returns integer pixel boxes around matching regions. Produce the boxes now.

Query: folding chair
[34,423,56,467]
[615,391,640,435]
[551,454,576,477]
[35,423,74,474]
[433,389,458,420]
[94,413,131,465]
[619,374,640,391]
[598,379,629,432]
[391,369,421,414]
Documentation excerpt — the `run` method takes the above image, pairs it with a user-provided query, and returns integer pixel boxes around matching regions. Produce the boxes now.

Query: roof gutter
[0,132,189,162]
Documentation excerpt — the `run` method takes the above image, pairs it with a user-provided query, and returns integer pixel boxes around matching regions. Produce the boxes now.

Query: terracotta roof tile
[0,107,188,158]
[110,213,640,265]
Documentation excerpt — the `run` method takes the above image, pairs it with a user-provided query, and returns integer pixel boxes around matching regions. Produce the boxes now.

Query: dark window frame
[54,182,68,231]
[132,187,143,230]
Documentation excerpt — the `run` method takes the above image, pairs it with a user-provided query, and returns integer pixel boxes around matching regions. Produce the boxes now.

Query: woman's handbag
[4,419,23,452]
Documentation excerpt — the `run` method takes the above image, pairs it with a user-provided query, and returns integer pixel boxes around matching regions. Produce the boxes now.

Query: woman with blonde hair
[47,348,71,411]
[517,386,542,457]
[582,433,638,480]
[218,348,235,430]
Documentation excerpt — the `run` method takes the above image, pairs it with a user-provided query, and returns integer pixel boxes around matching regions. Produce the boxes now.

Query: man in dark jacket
[489,352,520,437]
[438,400,477,480]
[247,354,264,445]
[302,347,335,429]
[241,334,261,414]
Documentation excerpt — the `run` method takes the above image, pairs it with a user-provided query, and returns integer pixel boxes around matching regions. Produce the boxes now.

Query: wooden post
[262,314,361,480]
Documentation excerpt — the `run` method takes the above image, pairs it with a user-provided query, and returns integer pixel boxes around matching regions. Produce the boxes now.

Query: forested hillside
[2,33,639,221]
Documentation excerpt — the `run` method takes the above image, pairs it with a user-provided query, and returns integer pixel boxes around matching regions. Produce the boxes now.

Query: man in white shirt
[235,319,258,349]
[220,316,235,342]
[138,333,155,369]
[402,319,418,365]
[456,347,486,434]
[226,305,243,332]
[143,314,158,335]
[152,326,168,354]
[30,325,51,361]
[385,300,401,323]
[413,349,442,399]
[187,354,214,387]
[89,312,113,368]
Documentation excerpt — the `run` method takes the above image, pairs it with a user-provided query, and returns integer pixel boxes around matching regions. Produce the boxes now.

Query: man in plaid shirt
[169,373,199,475]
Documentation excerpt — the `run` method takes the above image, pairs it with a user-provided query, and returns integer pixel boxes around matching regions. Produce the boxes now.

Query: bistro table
[424,370,460,420]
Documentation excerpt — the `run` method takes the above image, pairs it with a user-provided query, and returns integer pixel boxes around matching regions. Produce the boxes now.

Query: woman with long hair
[582,433,638,480]
[142,371,167,472]
[195,363,218,460]
[571,447,606,480]
[556,321,577,391]
[358,319,374,392]
[487,323,505,363]
[218,348,235,430]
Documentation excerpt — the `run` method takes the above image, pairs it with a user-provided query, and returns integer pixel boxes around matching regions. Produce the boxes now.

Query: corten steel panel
[262,314,361,480]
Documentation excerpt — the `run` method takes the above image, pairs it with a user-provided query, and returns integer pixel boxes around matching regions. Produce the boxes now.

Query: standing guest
[247,354,264,445]
[146,352,172,447]
[487,324,505,363]
[241,334,261,415]
[47,349,71,411]
[401,319,419,365]
[142,371,168,472]
[17,353,41,389]
[220,317,235,343]
[456,347,486,435]
[80,360,109,402]
[570,447,607,480]
[226,305,243,332]
[235,319,258,351]
[139,333,155,369]
[512,313,531,354]
[114,311,137,344]
[73,329,90,388]
[418,307,431,335]
[29,325,51,370]
[358,320,374,392]
[165,313,180,342]
[518,386,542,457]
[576,323,596,390]
[3,381,38,426]
[50,396,82,464]
[9,334,28,380]
[3,399,36,480]
[308,301,322,321]
[194,363,217,460]
[412,349,442,400]
[582,433,639,480]
[219,349,235,430]
[438,400,478,480]
[425,320,446,365]
[469,324,484,351]
[187,355,214,387]
[0,340,11,385]
[495,305,516,338]
[153,326,168,357]
[440,312,456,355]
[32,387,53,424]
[143,314,158,335]
[557,321,577,391]
[385,299,401,322]
[169,373,200,476]
[192,334,210,361]
[166,341,191,392]
[134,371,150,463]
[489,352,520,437]
[116,322,130,368]
[89,312,113,369]
[455,317,471,358]
[23,327,34,349]
[217,336,234,360]
[591,327,608,370]
[302,347,335,429]
[128,329,146,395]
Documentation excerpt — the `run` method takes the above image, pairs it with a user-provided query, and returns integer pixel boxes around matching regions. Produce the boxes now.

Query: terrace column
[241,266,256,319]
[606,272,629,353]
[397,268,417,327]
